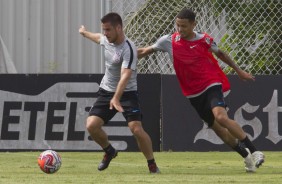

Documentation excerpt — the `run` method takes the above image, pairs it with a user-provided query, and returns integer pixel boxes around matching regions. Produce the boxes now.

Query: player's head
[175,8,196,39]
[101,12,123,44]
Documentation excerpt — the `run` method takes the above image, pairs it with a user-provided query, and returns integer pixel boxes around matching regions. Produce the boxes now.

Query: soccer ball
[38,150,62,174]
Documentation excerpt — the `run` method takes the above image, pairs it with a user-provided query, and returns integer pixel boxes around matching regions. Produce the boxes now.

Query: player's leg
[122,91,159,173]
[127,120,160,173]
[212,106,264,168]
[211,120,256,172]
[128,121,153,158]
[210,86,264,168]
[86,116,108,148]
[210,120,238,147]
[87,89,118,171]
[212,106,246,140]
[190,85,264,170]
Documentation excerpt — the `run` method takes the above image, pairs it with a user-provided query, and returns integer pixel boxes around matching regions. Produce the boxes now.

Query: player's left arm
[213,48,255,81]
[110,68,132,112]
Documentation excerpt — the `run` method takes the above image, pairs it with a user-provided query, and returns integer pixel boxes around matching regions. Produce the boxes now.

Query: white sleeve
[100,36,105,46]
[152,35,172,52]
[210,41,219,53]
[122,40,137,70]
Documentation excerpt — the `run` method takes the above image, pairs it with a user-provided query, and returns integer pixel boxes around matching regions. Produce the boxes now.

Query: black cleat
[98,150,118,171]
[148,163,160,174]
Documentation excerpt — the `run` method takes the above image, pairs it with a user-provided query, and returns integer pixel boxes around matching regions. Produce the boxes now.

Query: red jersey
[171,32,230,97]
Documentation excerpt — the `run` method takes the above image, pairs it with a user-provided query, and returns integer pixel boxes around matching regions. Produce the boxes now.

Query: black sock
[233,142,249,158]
[147,159,155,165]
[103,144,115,155]
[240,136,257,153]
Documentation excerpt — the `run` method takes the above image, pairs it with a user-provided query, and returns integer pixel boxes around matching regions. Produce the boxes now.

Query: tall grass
[0,151,281,184]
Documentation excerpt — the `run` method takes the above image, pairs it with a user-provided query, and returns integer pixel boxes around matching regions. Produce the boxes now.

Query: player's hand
[79,25,86,36]
[237,69,255,82]
[110,98,124,112]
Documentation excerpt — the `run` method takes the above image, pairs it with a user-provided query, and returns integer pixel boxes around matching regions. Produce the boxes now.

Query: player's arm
[138,35,171,59]
[214,48,255,81]
[137,46,155,59]
[79,25,102,44]
[110,68,132,112]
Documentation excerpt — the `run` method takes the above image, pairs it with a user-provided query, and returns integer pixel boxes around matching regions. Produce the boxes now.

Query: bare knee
[128,122,144,137]
[214,113,229,127]
[86,116,103,132]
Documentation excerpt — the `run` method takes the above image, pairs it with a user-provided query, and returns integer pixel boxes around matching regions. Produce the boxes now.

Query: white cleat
[252,151,265,168]
[244,148,256,172]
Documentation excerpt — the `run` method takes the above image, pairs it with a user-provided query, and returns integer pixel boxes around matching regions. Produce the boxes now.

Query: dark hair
[101,12,123,27]
[177,8,196,21]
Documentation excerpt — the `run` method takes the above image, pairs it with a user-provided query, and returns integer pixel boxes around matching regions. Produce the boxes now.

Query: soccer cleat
[252,151,265,168]
[98,150,118,171]
[244,148,256,172]
[148,163,160,174]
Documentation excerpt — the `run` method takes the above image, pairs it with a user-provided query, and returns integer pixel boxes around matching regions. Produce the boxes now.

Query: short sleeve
[210,41,219,53]
[100,36,106,46]
[204,34,219,53]
[122,40,137,70]
[152,35,172,52]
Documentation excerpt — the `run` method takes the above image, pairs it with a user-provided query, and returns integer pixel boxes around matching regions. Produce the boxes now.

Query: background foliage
[121,0,281,74]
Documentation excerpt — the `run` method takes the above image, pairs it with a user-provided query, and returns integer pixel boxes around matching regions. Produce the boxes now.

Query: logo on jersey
[113,51,122,63]
[205,37,211,45]
[175,35,181,42]
[190,45,197,49]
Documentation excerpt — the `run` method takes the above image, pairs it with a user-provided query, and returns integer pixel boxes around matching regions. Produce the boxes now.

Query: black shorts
[88,88,142,124]
[189,85,226,127]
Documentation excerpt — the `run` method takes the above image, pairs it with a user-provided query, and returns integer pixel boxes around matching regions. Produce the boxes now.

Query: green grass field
[0,151,281,184]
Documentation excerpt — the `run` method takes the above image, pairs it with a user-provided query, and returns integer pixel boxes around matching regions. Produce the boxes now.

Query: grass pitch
[0,151,281,184]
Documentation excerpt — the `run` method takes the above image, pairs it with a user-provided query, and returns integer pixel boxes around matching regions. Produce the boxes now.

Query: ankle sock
[103,144,115,155]
[233,142,249,158]
[147,159,156,165]
[240,136,257,153]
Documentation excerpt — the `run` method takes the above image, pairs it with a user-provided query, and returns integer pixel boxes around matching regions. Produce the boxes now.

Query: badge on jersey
[205,37,211,45]
[113,51,122,63]
[175,35,181,42]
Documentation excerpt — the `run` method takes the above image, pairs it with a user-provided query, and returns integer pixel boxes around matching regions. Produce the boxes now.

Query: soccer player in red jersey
[138,8,264,172]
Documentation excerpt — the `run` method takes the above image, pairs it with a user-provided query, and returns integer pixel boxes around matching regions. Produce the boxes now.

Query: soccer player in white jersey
[138,8,264,172]
[79,12,159,173]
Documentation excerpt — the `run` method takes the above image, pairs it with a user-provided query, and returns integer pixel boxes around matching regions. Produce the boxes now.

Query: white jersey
[99,36,138,92]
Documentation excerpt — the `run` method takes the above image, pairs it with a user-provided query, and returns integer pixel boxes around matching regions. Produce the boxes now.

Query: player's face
[102,22,121,43]
[175,18,196,39]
